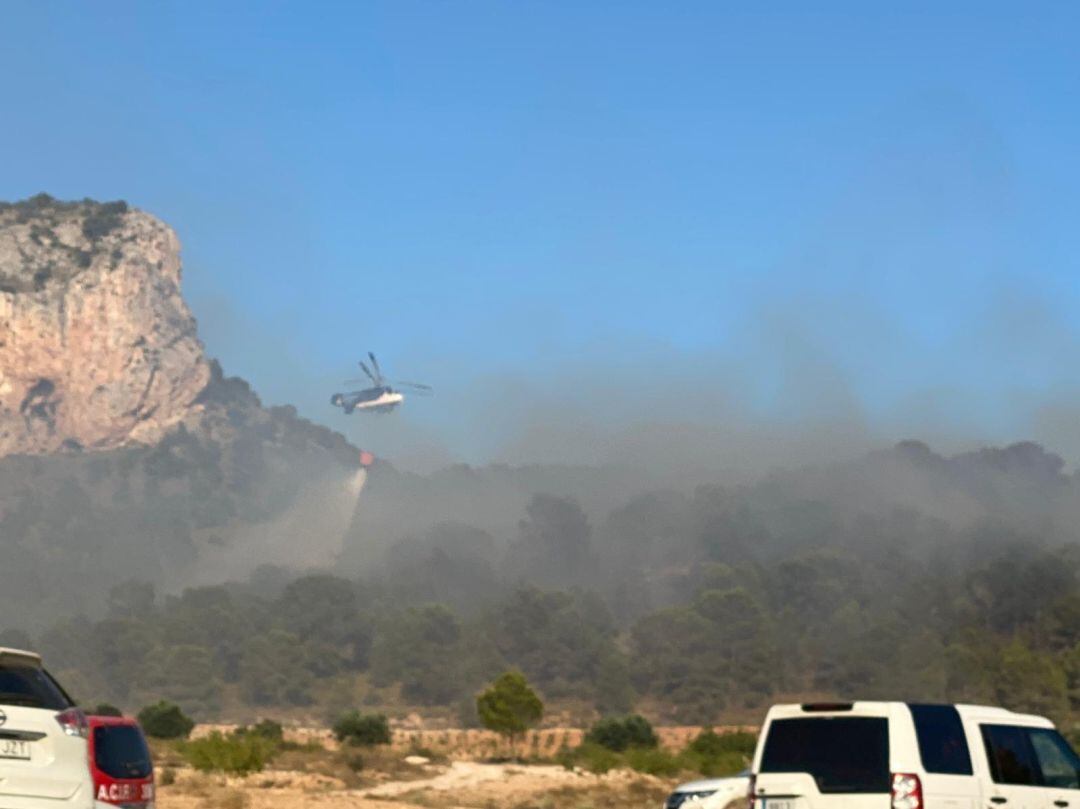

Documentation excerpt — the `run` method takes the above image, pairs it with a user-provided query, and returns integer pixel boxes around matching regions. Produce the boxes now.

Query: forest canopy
[8,438,1079,728]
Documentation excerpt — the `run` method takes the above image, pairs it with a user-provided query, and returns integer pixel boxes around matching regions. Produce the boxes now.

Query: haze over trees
[3,438,1078,731]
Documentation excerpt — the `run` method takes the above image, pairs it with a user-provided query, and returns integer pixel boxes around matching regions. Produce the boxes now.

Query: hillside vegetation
[5,439,1078,730]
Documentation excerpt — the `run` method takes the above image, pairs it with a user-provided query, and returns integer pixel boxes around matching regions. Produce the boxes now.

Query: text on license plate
[763,800,793,809]
[0,739,31,760]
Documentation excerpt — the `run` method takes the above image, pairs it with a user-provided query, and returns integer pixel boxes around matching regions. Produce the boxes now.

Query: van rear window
[93,725,152,780]
[909,704,973,775]
[761,717,890,793]
[0,664,72,711]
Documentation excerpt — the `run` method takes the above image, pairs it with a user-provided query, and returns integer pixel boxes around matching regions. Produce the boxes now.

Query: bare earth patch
[156,760,670,809]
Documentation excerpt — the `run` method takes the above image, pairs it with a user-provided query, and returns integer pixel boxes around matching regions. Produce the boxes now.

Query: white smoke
[346,467,368,497]
[187,464,368,586]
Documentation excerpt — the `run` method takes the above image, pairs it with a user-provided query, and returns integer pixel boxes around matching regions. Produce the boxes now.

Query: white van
[750,702,1080,809]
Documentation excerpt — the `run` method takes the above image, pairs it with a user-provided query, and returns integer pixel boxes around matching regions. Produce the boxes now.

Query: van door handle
[989,798,1007,805]
[1054,802,1068,807]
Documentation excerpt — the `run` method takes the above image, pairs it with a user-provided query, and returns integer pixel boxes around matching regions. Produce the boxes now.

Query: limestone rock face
[0,196,212,455]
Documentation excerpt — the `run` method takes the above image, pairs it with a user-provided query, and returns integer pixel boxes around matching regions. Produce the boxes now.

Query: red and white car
[87,715,155,808]
[0,646,154,808]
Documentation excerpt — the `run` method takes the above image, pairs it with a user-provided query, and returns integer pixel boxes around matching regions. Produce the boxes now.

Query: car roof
[953,704,1053,726]
[764,701,1053,726]
[0,647,43,668]
[88,715,142,728]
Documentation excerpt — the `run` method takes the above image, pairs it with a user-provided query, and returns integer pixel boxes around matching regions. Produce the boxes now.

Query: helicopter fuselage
[331,386,404,414]
[354,390,404,412]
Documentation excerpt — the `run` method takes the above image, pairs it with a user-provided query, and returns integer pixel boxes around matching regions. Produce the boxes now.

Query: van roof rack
[801,702,854,712]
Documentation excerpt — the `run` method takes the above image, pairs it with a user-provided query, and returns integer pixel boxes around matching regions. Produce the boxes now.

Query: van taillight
[55,708,88,738]
[891,773,922,809]
[747,774,756,809]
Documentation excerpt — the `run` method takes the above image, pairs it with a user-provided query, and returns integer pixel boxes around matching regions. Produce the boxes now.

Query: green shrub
[584,714,658,752]
[137,701,194,740]
[237,719,284,743]
[625,745,681,776]
[181,730,276,775]
[81,201,128,242]
[557,741,621,774]
[688,729,757,758]
[680,748,748,777]
[332,711,391,746]
[682,728,756,775]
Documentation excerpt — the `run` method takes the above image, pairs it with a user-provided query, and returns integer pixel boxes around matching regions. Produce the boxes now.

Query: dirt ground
[157,722,756,808]
[156,759,672,809]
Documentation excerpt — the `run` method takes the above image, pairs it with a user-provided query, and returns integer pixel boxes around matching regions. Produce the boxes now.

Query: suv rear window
[762,717,890,794]
[93,725,152,780]
[909,704,973,775]
[0,664,72,711]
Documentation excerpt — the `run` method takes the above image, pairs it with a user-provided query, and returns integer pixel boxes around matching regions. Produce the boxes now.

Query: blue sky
[4,2,1080,468]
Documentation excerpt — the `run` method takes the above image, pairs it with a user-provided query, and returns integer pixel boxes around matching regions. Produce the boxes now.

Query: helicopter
[330,352,432,414]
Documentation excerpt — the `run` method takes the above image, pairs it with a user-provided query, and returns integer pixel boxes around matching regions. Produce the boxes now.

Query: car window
[0,664,72,711]
[981,725,1041,786]
[1028,729,1080,790]
[761,717,890,793]
[909,704,973,775]
[93,725,152,780]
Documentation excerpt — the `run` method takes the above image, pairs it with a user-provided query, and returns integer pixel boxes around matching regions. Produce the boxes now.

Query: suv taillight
[891,773,922,809]
[747,774,756,809]
[55,707,88,738]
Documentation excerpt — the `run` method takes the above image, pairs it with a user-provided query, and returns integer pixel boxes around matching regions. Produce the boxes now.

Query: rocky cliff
[0,194,212,455]
[0,195,364,623]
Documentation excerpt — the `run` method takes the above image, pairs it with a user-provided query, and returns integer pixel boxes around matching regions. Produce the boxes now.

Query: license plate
[764,800,793,809]
[0,739,31,760]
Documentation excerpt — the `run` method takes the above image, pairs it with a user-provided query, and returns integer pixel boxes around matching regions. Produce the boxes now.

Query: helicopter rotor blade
[368,352,384,384]
[358,361,377,384]
[396,381,433,395]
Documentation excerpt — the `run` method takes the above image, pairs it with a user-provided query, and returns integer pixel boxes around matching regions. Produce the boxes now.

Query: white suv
[0,646,151,808]
[750,702,1080,809]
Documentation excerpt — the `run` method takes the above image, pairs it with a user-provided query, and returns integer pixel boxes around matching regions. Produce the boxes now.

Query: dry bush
[200,787,249,809]
[514,781,669,809]
[267,741,427,790]
[167,770,218,797]
[149,738,187,768]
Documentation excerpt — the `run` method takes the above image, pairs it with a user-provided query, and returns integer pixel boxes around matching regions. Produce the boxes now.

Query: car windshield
[0,664,72,711]
[761,717,890,794]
